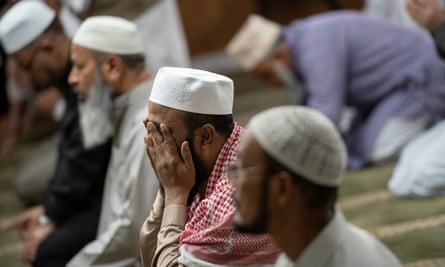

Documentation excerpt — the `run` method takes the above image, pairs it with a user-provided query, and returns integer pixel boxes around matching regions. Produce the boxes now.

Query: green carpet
[2,146,445,266]
[340,164,445,266]
[1,81,445,266]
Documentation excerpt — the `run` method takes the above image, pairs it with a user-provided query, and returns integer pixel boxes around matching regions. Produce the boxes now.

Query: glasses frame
[226,165,261,183]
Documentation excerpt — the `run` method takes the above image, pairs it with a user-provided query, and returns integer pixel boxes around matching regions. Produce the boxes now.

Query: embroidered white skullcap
[150,67,234,115]
[226,14,282,70]
[73,16,144,55]
[249,106,347,187]
[0,0,55,54]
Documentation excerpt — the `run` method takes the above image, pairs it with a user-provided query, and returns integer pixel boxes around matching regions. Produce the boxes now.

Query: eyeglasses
[226,164,261,183]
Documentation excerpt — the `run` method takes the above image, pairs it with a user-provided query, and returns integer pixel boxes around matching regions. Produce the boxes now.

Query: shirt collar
[293,207,347,266]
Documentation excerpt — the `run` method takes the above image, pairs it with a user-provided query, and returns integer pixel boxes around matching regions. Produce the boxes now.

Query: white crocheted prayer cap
[249,106,347,187]
[226,14,282,70]
[150,67,234,115]
[0,0,56,54]
[73,16,144,54]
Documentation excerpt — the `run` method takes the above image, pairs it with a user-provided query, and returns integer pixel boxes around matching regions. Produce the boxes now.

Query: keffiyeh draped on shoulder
[179,123,280,265]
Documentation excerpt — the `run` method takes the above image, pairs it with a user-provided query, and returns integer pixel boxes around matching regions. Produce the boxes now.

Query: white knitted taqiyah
[73,16,144,55]
[226,14,282,70]
[0,0,55,54]
[149,67,234,115]
[249,106,347,187]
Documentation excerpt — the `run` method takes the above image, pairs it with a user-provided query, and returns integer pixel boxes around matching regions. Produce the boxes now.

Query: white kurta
[389,120,445,197]
[274,210,402,267]
[68,81,159,267]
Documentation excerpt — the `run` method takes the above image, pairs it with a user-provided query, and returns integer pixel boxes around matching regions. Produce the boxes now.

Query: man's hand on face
[144,121,196,206]
[34,87,64,121]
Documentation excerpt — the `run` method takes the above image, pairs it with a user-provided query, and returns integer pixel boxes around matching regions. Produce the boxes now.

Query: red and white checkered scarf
[179,123,280,265]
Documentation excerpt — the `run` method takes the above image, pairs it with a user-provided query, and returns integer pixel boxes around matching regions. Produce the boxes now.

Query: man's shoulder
[120,106,147,141]
[122,84,150,130]
[338,224,402,266]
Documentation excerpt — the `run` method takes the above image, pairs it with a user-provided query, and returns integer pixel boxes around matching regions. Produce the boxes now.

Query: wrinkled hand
[144,121,196,206]
[22,223,54,264]
[407,0,445,31]
[0,205,43,233]
[34,87,63,121]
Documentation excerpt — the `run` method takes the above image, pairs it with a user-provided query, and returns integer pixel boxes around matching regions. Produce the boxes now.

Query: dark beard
[186,136,211,206]
[233,174,269,234]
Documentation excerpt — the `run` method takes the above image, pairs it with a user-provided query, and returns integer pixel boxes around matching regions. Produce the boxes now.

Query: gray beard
[272,63,304,104]
[78,74,114,149]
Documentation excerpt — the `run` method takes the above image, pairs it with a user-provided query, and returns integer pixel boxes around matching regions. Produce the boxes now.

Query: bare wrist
[164,192,189,206]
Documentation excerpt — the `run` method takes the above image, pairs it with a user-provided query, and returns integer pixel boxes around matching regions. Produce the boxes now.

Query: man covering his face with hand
[140,67,279,267]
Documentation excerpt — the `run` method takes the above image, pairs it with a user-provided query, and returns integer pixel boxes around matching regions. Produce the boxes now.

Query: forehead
[238,129,266,165]
[11,47,33,64]
[70,43,95,63]
[11,48,26,58]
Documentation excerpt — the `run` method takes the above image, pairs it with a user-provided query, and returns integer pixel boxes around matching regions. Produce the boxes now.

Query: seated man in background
[227,12,445,170]
[2,0,79,205]
[0,0,82,160]
[140,67,279,266]
[386,0,445,198]
[230,105,403,266]
[67,16,158,266]
[0,1,111,266]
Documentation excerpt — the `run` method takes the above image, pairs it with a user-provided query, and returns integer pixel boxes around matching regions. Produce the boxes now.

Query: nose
[68,68,78,87]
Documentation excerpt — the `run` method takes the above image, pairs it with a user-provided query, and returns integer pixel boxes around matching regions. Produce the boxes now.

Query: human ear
[198,124,216,146]
[269,171,294,207]
[102,55,122,83]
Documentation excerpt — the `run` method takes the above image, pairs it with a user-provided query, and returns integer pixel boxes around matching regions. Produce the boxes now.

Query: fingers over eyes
[160,124,177,153]
[181,141,194,170]
[147,122,163,144]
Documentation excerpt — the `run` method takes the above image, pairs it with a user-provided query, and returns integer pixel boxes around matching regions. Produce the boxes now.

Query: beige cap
[0,0,56,54]
[249,106,346,187]
[149,67,234,115]
[73,16,144,55]
[226,14,282,70]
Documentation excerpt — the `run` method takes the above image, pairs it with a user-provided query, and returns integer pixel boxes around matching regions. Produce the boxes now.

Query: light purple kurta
[284,11,445,169]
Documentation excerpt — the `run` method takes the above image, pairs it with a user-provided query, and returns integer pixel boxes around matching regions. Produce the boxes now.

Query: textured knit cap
[226,14,282,70]
[249,106,347,186]
[0,0,55,54]
[150,67,233,115]
[73,16,144,55]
